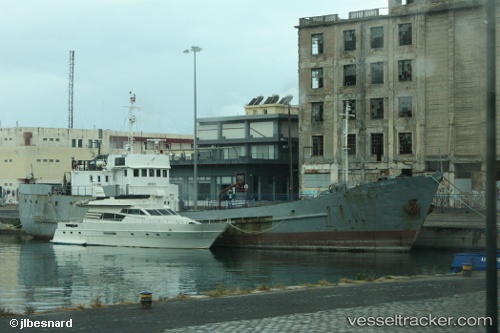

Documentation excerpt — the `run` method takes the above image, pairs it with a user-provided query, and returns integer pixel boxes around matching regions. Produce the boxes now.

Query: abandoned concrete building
[296,0,499,195]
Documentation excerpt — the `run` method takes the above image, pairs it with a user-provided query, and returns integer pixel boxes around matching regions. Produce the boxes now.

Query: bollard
[139,291,153,309]
[462,263,473,277]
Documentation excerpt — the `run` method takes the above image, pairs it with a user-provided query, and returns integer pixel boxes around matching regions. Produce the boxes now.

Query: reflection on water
[0,235,456,313]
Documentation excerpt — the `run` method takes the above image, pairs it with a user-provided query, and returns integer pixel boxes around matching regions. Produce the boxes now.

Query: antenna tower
[68,50,75,129]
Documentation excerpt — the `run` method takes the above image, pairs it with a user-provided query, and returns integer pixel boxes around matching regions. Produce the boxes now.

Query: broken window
[344,64,356,86]
[371,62,384,84]
[399,132,412,154]
[343,30,356,51]
[370,26,384,48]
[398,96,413,117]
[311,34,324,55]
[370,98,384,119]
[347,134,356,155]
[399,23,412,46]
[312,136,324,156]
[371,133,384,161]
[311,102,324,122]
[311,68,323,89]
[398,60,412,81]
[343,100,356,119]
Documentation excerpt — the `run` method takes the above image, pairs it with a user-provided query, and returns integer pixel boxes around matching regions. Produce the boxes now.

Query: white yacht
[19,93,180,239]
[51,196,228,249]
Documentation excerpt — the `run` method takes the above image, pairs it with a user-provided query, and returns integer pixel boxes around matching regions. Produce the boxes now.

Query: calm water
[0,235,457,313]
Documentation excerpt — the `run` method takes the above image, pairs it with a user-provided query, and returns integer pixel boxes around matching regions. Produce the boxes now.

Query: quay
[415,210,500,250]
[0,273,495,333]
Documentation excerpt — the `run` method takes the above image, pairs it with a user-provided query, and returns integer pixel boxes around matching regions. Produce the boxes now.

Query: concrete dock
[415,210,499,250]
[0,273,496,333]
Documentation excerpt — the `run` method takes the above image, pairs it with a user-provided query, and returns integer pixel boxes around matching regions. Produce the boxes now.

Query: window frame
[311,68,324,89]
[370,98,384,119]
[344,64,356,86]
[398,96,413,117]
[398,132,413,154]
[312,136,324,156]
[343,30,356,51]
[347,134,356,156]
[311,33,324,55]
[311,102,324,122]
[371,62,384,84]
[370,26,384,48]
[399,23,412,46]
[398,60,412,82]
[371,133,384,160]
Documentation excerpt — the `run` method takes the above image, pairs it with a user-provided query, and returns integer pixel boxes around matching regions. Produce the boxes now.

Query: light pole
[184,46,202,210]
[287,103,293,201]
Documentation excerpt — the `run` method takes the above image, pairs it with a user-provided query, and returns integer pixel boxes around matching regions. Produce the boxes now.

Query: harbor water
[0,235,457,314]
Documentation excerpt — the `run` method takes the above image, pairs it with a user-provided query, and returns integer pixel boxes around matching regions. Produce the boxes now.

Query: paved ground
[0,273,497,333]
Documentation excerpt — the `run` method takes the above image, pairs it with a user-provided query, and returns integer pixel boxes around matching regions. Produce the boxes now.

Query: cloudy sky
[1,0,388,135]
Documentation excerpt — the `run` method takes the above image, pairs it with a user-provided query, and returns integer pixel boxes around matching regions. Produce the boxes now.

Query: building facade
[0,126,192,203]
[170,95,299,207]
[296,0,500,195]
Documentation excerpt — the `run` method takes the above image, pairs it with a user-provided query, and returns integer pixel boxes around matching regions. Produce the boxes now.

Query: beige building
[0,126,192,203]
[296,0,499,195]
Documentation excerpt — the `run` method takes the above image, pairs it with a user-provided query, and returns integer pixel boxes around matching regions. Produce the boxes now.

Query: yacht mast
[127,92,137,154]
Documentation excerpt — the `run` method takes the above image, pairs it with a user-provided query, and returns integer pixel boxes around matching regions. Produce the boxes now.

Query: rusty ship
[182,173,442,252]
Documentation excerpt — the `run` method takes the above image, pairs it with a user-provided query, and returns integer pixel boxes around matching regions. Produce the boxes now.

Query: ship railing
[70,186,98,196]
[180,193,305,212]
[432,193,500,213]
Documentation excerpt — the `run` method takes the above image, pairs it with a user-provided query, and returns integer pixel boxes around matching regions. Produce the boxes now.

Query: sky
[0,0,388,135]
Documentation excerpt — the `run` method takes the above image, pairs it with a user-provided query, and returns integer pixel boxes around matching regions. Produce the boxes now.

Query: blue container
[450,251,500,273]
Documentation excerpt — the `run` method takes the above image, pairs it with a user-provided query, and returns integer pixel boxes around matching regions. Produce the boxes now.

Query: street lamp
[184,46,202,210]
[287,102,293,201]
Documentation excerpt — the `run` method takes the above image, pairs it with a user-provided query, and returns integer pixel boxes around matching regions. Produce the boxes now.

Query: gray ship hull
[182,174,441,252]
[18,184,90,240]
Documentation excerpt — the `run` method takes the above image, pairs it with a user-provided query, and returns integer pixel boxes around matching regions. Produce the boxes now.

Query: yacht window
[102,213,126,221]
[156,169,161,177]
[120,208,146,215]
[149,169,155,177]
[157,209,172,215]
[166,209,178,216]
[162,170,167,178]
[141,169,147,177]
[133,169,139,177]
[146,209,162,216]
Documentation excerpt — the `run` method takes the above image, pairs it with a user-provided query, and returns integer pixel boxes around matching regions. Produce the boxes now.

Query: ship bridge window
[149,169,155,177]
[134,169,139,177]
[156,169,161,177]
[115,157,125,166]
[162,170,168,178]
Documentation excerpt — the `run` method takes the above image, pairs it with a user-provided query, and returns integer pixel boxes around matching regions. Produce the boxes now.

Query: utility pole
[184,46,202,210]
[68,50,75,129]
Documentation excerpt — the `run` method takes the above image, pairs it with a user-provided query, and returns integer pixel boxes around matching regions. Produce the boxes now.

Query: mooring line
[227,210,295,234]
